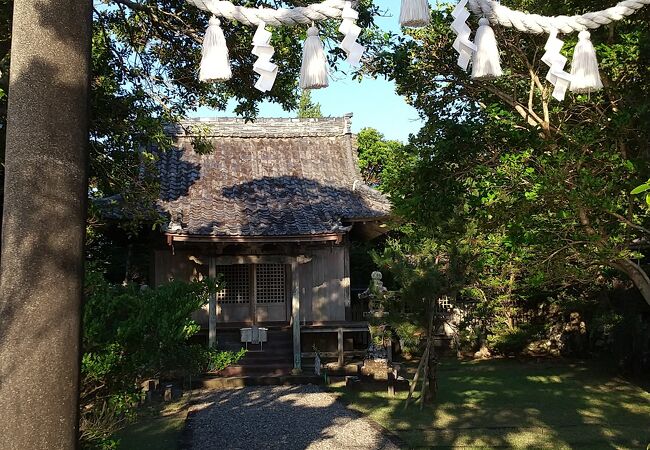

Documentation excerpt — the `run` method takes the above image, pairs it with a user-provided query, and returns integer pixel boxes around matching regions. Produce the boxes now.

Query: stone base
[361,358,390,380]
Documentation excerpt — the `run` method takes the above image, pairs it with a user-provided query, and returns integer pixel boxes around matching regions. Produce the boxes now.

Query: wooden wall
[298,246,349,322]
[153,243,351,325]
[153,249,209,327]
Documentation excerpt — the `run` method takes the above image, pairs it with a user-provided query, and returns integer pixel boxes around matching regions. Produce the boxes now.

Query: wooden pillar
[388,369,396,396]
[343,243,351,321]
[251,264,257,324]
[291,261,301,372]
[0,1,92,448]
[208,257,217,347]
[337,327,344,367]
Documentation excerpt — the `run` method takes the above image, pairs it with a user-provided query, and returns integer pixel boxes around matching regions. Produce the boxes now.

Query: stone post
[0,1,92,449]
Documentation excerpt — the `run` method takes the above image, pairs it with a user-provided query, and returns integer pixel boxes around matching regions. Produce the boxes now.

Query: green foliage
[361,1,650,352]
[631,179,650,207]
[83,272,208,376]
[80,269,243,449]
[206,347,247,372]
[297,90,323,118]
[486,324,541,356]
[356,128,404,188]
[393,322,423,356]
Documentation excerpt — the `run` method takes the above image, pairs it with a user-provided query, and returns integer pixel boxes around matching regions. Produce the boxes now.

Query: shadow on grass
[114,397,190,450]
[116,414,186,450]
[333,358,650,449]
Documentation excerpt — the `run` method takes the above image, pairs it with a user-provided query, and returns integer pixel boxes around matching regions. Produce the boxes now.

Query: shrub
[206,347,247,372]
[487,324,541,355]
[393,321,423,356]
[80,269,243,449]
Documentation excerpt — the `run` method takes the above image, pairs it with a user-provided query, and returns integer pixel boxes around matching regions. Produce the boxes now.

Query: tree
[356,127,403,187]
[368,1,650,307]
[297,89,323,118]
[80,271,244,448]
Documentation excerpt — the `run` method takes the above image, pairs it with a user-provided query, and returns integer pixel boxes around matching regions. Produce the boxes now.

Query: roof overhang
[345,216,392,241]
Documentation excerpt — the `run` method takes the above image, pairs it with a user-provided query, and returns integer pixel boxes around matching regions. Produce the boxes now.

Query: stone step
[196,374,323,389]
[238,353,293,363]
[217,365,294,377]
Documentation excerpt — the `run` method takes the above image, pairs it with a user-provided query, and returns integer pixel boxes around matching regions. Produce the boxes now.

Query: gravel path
[184,385,400,450]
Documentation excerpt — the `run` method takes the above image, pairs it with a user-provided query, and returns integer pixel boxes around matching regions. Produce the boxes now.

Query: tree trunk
[0,1,92,449]
[423,303,438,404]
[424,339,438,404]
[611,258,650,307]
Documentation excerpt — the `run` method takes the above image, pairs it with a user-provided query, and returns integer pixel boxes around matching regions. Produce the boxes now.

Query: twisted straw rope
[468,0,650,34]
[186,0,346,27]
[186,0,650,32]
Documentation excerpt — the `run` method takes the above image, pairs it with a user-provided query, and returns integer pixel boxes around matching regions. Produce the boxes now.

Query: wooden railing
[300,322,369,367]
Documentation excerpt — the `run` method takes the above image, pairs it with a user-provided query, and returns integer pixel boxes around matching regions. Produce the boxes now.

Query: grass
[331,358,650,449]
[113,395,189,450]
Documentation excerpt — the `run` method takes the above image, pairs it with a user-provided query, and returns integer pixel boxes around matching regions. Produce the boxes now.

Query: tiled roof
[157,116,391,237]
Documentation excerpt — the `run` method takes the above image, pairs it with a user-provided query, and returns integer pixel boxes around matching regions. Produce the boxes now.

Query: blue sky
[190,0,424,142]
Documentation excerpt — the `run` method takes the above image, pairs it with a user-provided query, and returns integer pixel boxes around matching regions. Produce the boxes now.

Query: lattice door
[216,264,251,323]
[255,264,288,322]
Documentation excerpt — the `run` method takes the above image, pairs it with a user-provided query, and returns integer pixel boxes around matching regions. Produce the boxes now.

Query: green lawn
[113,396,188,450]
[331,359,650,449]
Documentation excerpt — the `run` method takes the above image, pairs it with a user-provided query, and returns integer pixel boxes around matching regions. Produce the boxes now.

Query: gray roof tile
[157,117,391,237]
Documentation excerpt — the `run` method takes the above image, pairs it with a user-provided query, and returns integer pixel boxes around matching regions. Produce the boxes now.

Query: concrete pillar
[0,1,92,449]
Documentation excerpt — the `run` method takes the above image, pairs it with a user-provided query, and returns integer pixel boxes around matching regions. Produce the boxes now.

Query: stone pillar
[0,1,92,449]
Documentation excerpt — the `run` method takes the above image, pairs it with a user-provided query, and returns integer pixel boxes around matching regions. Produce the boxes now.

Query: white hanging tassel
[471,18,502,79]
[399,0,430,28]
[570,31,603,94]
[300,26,329,90]
[199,17,232,82]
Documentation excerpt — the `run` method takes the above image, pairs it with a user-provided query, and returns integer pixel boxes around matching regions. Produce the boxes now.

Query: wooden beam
[213,255,296,265]
[291,261,301,372]
[208,257,217,348]
[167,233,344,244]
[301,326,369,333]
